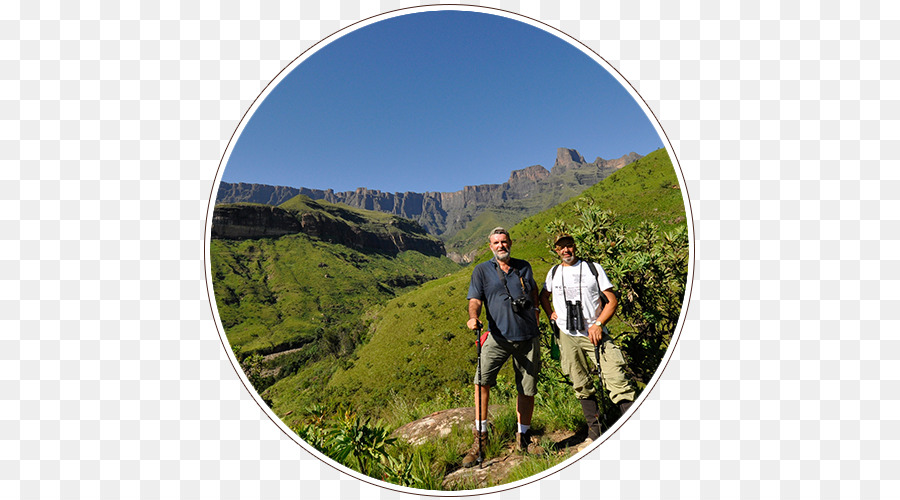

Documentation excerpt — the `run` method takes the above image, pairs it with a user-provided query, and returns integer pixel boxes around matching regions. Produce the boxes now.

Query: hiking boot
[461,430,488,468]
[580,398,602,441]
[515,431,544,455]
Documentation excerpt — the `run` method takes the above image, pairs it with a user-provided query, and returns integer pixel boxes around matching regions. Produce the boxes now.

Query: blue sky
[223,10,664,194]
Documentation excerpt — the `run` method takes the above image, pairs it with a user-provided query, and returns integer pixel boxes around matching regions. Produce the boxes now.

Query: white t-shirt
[544,260,614,337]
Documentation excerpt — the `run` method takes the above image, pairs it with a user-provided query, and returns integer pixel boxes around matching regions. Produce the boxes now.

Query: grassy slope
[279,194,431,237]
[210,192,462,388]
[213,237,458,350]
[290,148,686,414]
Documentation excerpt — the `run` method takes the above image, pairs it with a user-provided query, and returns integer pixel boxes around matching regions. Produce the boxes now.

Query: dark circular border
[203,4,695,496]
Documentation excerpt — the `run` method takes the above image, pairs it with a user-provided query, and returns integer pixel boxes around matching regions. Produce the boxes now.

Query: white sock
[518,423,530,434]
[475,420,489,432]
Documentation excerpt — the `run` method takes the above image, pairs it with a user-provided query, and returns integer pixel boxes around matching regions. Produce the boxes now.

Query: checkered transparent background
[2,0,897,498]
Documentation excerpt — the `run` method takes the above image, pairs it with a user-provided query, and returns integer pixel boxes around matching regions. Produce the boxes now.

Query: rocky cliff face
[508,164,551,184]
[551,147,640,175]
[216,148,642,238]
[216,183,301,206]
[552,148,587,172]
[211,204,303,239]
[211,203,445,257]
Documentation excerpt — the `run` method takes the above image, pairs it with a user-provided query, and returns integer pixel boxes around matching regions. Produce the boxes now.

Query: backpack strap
[542,264,559,296]
[586,262,610,309]
[586,261,599,279]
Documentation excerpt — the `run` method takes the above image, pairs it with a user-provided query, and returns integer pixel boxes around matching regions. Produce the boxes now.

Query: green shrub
[327,411,396,477]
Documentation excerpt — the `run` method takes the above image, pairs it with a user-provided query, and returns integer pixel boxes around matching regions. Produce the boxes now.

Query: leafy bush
[327,411,396,477]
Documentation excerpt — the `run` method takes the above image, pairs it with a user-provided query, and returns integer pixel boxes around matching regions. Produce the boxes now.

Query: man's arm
[539,289,557,321]
[467,298,483,331]
[597,289,618,325]
[588,289,618,345]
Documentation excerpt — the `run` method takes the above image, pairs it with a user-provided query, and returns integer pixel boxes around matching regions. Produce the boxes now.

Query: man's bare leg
[476,384,490,422]
[516,394,534,426]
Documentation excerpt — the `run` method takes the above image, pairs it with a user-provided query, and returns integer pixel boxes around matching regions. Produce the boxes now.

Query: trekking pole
[592,322,616,428]
[592,342,607,433]
[474,323,484,468]
[593,292,611,386]
[593,322,612,379]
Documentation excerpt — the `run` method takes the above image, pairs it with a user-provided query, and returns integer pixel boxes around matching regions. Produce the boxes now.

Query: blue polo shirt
[467,257,539,342]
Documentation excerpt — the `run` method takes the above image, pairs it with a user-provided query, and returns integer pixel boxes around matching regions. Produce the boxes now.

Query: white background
[2,1,897,498]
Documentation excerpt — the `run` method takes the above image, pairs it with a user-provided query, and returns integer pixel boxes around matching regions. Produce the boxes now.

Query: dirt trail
[392,407,588,489]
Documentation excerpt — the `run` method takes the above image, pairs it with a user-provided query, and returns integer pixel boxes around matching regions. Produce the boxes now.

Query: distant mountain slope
[217,148,642,254]
[264,148,686,413]
[216,183,302,206]
[210,196,461,390]
[212,195,445,257]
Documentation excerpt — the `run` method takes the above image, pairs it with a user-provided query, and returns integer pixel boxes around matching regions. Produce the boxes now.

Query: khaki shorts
[473,333,541,396]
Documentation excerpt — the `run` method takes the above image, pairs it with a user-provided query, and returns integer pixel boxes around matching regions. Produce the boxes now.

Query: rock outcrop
[211,204,302,239]
[552,147,587,173]
[392,405,503,446]
[507,164,550,185]
[551,147,641,176]
[211,203,445,257]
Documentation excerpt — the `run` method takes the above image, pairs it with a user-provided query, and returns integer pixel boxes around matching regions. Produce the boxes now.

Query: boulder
[392,405,503,446]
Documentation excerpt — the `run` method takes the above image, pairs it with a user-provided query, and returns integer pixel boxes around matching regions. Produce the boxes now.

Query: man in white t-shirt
[538,233,636,450]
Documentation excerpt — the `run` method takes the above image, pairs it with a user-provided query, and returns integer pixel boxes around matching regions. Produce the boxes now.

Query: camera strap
[494,260,526,300]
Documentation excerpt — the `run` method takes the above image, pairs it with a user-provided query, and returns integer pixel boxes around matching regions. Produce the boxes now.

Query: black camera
[510,296,533,315]
[566,300,585,331]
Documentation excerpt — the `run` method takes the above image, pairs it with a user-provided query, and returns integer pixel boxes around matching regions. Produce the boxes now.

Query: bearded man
[539,233,637,451]
[463,227,542,467]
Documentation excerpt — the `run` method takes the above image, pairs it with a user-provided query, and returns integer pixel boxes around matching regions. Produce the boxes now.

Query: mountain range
[216,148,642,260]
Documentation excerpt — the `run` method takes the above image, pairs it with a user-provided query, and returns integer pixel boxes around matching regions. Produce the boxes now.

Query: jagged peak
[555,147,586,168]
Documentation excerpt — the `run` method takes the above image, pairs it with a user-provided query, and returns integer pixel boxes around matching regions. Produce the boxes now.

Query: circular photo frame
[205,4,693,495]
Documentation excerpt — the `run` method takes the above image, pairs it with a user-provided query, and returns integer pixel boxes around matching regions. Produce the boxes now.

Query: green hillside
[210,200,461,393]
[279,195,431,239]
[270,148,687,414]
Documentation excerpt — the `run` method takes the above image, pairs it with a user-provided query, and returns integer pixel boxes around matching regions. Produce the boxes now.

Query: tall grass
[504,453,570,484]
[382,387,470,430]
